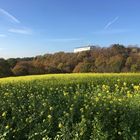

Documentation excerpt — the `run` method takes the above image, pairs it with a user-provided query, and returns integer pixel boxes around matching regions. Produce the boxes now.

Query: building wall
[74,47,91,53]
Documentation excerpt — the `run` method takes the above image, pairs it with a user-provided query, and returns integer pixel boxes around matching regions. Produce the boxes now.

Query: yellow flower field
[0,73,140,139]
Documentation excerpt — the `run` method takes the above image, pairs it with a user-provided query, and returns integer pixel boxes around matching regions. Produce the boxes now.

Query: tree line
[0,44,140,78]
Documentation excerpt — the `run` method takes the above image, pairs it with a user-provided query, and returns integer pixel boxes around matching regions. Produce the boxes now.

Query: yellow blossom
[49,107,53,111]
[2,112,6,117]
[5,125,10,129]
[48,115,52,119]
[58,123,63,128]
[95,97,99,102]
[127,93,132,98]
[133,85,139,91]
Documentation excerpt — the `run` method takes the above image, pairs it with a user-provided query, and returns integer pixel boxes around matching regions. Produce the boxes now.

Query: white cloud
[104,16,119,29]
[8,28,32,35]
[0,8,20,23]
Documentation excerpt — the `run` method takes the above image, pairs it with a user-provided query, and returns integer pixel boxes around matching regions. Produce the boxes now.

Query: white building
[74,46,95,53]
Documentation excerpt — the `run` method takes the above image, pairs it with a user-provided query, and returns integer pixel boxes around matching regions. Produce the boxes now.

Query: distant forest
[0,44,140,78]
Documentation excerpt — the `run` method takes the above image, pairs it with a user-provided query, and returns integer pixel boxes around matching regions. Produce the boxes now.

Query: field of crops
[0,73,140,140]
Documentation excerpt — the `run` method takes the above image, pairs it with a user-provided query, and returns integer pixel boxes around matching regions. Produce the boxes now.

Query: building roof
[74,45,95,49]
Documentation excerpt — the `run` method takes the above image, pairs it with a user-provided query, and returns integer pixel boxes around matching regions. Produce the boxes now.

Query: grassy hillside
[0,73,140,139]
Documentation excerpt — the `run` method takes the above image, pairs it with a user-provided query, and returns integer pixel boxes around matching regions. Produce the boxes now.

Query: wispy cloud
[93,29,131,35]
[0,8,33,36]
[46,38,81,42]
[104,16,119,29]
[8,28,32,35]
[0,34,6,37]
[0,8,20,23]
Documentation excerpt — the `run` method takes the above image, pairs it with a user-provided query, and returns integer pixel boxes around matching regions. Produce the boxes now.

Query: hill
[0,44,140,77]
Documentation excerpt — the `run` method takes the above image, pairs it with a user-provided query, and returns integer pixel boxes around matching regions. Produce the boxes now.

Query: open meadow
[0,73,140,139]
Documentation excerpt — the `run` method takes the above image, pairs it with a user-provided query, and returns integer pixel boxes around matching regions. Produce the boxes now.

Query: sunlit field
[0,73,140,139]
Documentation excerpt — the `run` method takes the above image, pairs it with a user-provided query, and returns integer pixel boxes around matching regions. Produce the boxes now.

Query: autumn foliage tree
[0,44,140,77]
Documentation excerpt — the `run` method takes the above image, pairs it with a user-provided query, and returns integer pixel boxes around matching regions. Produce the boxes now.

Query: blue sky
[0,0,140,58]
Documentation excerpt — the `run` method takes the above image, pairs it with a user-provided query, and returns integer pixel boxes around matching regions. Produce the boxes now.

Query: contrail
[0,8,20,23]
[104,16,119,29]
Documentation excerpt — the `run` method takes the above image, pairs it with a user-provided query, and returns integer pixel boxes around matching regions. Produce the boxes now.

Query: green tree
[0,59,13,77]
